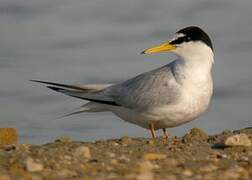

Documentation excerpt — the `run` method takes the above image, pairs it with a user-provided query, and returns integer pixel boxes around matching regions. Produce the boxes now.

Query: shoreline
[0,127,251,179]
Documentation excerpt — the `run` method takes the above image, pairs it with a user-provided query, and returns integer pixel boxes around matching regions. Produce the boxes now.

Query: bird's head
[142,26,213,59]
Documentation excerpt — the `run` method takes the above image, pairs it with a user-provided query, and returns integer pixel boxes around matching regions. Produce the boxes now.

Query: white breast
[148,76,213,128]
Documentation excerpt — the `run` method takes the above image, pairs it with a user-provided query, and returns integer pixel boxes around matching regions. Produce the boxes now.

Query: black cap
[170,26,213,51]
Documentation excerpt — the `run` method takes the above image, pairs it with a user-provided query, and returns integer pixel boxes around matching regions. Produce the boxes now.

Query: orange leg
[162,128,169,139]
[149,122,156,139]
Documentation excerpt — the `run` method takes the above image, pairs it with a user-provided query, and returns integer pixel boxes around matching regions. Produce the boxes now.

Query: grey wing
[105,64,181,111]
[31,63,180,109]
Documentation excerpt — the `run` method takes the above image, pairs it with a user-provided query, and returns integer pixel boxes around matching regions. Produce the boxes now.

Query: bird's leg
[149,122,156,139]
[162,128,169,139]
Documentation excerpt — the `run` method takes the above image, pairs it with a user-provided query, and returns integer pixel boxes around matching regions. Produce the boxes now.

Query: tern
[31,26,214,139]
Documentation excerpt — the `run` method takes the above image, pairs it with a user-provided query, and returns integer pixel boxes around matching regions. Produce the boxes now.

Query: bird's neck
[174,47,214,84]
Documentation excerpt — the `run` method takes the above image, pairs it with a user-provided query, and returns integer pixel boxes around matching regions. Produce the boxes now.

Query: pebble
[182,169,193,177]
[166,158,179,167]
[200,164,218,172]
[120,136,132,145]
[109,141,119,146]
[106,152,116,158]
[110,159,118,165]
[24,157,43,172]
[240,156,249,161]
[55,137,73,143]
[183,128,209,142]
[118,155,130,163]
[0,128,17,147]
[224,133,251,147]
[16,144,31,152]
[74,146,91,159]
[143,153,166,161]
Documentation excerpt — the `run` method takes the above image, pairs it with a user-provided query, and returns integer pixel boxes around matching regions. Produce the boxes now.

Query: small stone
[54,137,72,143]
[118,155,130,163]
[218,154,228,159]
[182,169,193,177]
[110,141,119,146]
[200,164,218,172]
[143,153,166,161]
[74,146,91,159]
[120,136,132,145]
[24,157,43,172]
[224,133,251,147]
[240,156,249,161]
[16,144,30,152]
[183,128,208,142]
[137,160,155,172]
[110,159,118,165]
[63,155,72,160]
[0,128,17,147]
[106,152,116,158]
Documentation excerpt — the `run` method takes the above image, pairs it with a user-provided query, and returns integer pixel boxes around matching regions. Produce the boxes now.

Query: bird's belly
[152,86,212,128]
[111,89,212,129]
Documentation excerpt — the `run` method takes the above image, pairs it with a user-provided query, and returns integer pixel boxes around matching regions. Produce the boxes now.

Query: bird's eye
[186,36,191,41]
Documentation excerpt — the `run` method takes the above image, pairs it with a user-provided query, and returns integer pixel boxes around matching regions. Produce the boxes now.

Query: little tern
[31,26,214,139]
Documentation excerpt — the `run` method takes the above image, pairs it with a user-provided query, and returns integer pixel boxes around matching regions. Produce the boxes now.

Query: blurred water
[0,0,251,144]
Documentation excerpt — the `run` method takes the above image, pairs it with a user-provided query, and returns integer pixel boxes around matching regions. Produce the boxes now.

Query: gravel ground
[0,128,251,180]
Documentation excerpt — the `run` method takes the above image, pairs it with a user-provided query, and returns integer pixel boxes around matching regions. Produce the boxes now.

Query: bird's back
[105,62,181,111]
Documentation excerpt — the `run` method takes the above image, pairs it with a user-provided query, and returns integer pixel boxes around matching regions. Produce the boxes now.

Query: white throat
[175,41,214,64]
[173,42,214,84]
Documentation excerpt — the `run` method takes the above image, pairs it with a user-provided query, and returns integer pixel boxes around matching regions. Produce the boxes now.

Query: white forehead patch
[169,33,185,42]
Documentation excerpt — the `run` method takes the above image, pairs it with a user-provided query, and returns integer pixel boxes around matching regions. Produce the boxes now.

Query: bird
[31,26,214,139]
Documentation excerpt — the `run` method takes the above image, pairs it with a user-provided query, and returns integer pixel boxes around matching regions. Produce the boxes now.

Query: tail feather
[47,86,119,106]
[30,80,88,91]
[30,80,113,92]
[60,109,88,118]
[59,102,110,118]
[31,79,119,106]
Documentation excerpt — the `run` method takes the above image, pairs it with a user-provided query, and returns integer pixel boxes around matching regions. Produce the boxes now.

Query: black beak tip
[140,50,146,54]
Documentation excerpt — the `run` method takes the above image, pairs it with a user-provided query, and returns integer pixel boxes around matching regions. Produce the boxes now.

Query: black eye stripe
[170,36,191,45]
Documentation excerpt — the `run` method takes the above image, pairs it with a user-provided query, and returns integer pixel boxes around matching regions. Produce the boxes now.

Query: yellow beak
[141,42,176,54]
